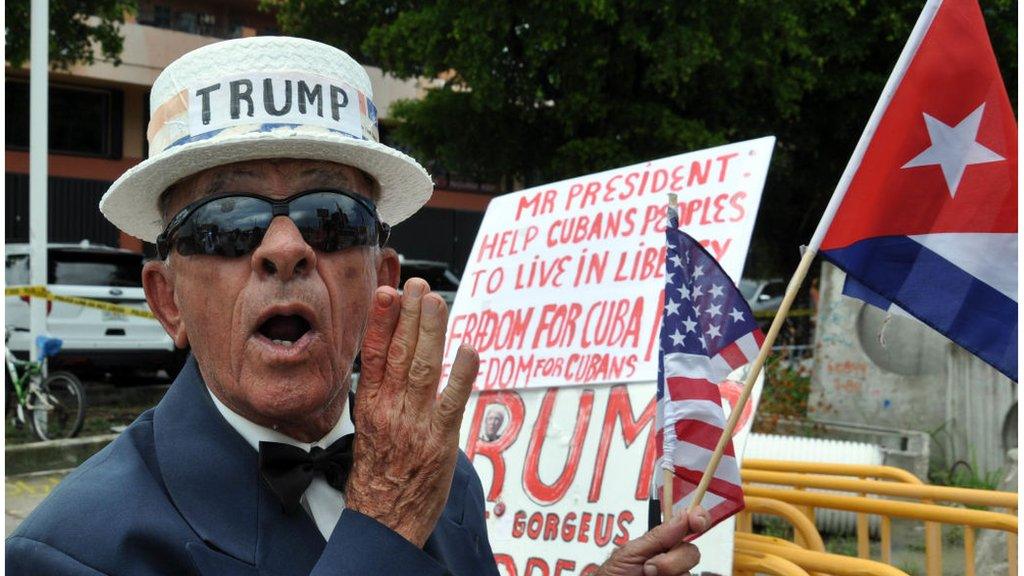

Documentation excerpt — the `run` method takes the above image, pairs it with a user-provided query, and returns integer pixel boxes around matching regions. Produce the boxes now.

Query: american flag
[655,204,763,531]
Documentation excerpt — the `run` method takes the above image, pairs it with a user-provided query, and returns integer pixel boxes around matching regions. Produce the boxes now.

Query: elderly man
[6,37,709,575]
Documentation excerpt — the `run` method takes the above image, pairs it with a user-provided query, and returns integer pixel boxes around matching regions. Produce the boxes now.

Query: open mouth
[257,314,312,347]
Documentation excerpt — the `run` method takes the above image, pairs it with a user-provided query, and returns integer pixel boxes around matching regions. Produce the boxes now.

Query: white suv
[5,242,181,376]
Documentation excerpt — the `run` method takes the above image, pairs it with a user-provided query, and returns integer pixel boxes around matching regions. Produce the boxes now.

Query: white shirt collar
[207,386,355,451]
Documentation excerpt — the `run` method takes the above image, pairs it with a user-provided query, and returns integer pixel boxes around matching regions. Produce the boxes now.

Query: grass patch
[930,459,1004,491]
[824,534,859,556]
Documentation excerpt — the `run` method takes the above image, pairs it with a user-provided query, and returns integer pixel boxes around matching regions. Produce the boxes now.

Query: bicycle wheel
[29,371,86,441]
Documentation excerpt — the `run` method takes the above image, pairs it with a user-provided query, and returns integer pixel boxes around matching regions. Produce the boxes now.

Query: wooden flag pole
[662,193,679,523]
[685,245,819,516]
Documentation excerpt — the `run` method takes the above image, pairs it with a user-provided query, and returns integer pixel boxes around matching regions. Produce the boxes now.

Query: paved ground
[5,470,70,536]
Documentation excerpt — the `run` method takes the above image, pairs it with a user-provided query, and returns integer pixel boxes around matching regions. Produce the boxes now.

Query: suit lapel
[154,356,325,574]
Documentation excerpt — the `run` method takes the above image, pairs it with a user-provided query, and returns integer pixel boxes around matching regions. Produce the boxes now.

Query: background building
[5,0,496,273]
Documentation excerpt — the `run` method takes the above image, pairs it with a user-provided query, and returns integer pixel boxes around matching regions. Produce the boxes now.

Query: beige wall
[365,67,430,119]
[66,22,223,87]
[122,85,148,159]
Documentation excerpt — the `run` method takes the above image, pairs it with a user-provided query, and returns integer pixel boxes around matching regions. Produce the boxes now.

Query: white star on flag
[681,317,697,333]
[665,299,681,316]
[901,103,1004,197]
[669,254,684,268]
[678,284,691,300]
[729,308,746,322]
[709,284,724,298]
[692,265,705,279]
[691,285,704,298]
[665,271,674,284]
[706,324,722,339]
[669,329,685,346]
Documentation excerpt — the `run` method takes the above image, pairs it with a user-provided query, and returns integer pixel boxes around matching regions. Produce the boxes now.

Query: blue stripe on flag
[823,235,1017,381]
[842,276,894,311]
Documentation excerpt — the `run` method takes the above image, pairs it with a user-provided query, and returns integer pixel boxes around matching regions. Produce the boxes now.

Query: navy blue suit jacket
[6,358,499,575]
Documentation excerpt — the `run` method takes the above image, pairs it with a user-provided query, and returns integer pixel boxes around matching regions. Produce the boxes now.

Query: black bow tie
[258,434,354,514]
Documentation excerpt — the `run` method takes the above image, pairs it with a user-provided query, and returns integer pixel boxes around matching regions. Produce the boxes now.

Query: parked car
[398,257,461,307]
[5,242,183,377]
[739,278,786,314]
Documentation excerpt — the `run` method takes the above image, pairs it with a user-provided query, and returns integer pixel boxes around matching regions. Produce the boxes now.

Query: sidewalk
[5,470,71,536]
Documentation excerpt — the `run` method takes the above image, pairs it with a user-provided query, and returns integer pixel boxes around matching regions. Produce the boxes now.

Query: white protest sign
[461,368,765,576]
[442,137,775,390]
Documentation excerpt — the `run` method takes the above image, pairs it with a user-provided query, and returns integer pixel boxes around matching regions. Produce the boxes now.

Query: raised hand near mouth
[345,278,478,546]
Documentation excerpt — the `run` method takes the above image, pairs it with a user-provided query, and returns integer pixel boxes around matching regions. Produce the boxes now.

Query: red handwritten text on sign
[445,138,774,390]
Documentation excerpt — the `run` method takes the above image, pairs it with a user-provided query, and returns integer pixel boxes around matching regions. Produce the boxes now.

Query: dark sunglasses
[156,189,390,259]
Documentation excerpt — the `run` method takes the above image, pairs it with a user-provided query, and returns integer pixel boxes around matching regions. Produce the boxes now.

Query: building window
[153,5,172,28]
[5,79,124,158]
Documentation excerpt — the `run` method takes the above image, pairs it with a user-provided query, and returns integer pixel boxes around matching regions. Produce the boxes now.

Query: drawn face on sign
[481,406,508,442]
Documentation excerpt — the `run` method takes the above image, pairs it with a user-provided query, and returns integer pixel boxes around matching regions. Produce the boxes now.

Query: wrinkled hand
[597,508,711,576]
[345,279,478,547]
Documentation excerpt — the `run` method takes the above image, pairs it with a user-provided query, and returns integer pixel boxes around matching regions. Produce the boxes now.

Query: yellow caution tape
[753,308,814,320]
[5,286,157,320]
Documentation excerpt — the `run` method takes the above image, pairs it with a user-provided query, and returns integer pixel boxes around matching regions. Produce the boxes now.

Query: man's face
[143,159,398,439]
[484,410,504,437]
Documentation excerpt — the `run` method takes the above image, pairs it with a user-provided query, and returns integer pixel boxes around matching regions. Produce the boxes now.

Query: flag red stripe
[717,341,748,370]
[674,419,735,456]
[683,499,745,542]
[673,465,745,502]
[665,376,722,404]
[753,329,765,347]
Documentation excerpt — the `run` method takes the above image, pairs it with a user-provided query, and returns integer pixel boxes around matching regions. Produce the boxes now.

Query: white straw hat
[100,36,433,242]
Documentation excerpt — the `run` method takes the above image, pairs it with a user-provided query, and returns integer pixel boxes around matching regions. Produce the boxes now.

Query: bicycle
[5,329,86,441]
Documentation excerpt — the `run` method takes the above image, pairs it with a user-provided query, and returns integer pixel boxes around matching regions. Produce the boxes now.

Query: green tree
[266,0,1016,275]
[6,0,136,70]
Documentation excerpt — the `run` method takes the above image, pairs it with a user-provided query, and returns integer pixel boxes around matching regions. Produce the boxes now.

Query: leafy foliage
[6,0,136,70]
[752,352,818,434]
[930,458,1005,490]
[266,0,1017,275]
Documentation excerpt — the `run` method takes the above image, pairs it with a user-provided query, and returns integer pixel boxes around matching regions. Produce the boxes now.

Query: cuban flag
[811,0,1017,381]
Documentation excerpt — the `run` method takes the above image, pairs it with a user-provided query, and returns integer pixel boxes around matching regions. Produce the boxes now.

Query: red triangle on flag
[821,0,1017,252]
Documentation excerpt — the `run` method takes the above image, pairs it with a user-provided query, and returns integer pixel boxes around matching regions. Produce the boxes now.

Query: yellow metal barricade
[736,533,911,576]
[746,458,941,571]
[734,550,811,576]
[740,462,1018,576]
[741,496,826,552]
